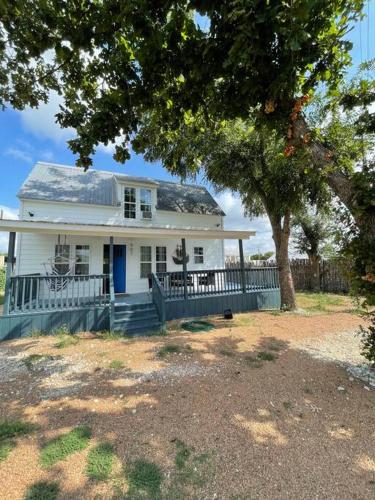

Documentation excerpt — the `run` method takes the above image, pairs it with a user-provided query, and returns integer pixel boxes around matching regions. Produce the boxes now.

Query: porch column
[3,232,16,315]
[181,238,188,301]
[109,236,115,330]
[238,239,246,294]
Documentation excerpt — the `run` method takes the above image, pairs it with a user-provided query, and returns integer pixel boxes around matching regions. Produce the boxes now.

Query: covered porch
[0,219,280,339]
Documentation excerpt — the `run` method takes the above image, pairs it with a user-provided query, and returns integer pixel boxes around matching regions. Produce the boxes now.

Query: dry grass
[0,295,374,499]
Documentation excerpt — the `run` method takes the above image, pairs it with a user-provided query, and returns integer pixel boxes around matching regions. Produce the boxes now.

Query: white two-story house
[0,162,280,340]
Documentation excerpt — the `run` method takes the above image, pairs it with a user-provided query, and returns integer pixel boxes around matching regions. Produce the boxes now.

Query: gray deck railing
[156,267,279,301]
[7,274,110,314]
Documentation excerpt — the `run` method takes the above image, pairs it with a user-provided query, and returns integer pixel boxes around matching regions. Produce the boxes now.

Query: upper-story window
[124,187,136,219]
[140,188,152,219]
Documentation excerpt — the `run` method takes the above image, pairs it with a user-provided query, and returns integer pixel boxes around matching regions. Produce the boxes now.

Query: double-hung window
[140,246,152,278]
[124,187,136,219]
[140,188,152,219]
[194,247,204,264]
[156,246,167,273]
[75,245,90,275]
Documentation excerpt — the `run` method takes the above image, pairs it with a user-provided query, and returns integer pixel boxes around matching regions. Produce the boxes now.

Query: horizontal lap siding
[0,307,110,341]
[165,289,281,320]
[16,233,224,295]
[20,200,223,229]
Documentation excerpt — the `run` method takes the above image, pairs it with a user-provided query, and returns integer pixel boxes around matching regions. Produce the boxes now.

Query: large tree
[136,118,325,309]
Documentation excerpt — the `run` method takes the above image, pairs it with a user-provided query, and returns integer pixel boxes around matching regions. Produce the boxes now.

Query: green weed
[25,481,59,500]
[127,459,163,497]
[257,351,277,361]
[22,354,54,370]
[0,419,36,462]
[40,425,91,468]
[109,360,124,370]
[174,440,191,470]
[156,344,182,358]
[86,442,115,481]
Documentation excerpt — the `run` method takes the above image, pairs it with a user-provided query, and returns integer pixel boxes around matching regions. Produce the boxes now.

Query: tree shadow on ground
[0,330,374,499]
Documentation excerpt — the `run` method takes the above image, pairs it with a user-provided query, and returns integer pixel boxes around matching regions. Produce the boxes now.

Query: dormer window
[140,188,152,219]
[124,187,136,219]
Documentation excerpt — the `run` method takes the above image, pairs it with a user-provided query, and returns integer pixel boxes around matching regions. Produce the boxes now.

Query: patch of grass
[100,330,124,341]
[235,314,255,327]
[303,387,313,395]
[270,310,282,316]
[283,401,293,410]
[54,335,79,349]
[257,351,277,361]
[0,419,36,462]
[0,419,36,440]
[22,353,54,370]
[174,440,192,470]
[127,459,163,496]
[30,329,46,338]
[156,344,182,358]
[86,442,115,481]
[109,359,124,370]
[25,481,59,500]
[219,348,235,357]
[0,440,14,461]
[40,425,91,468]
[296,292,345,313]
[244,356,263,368]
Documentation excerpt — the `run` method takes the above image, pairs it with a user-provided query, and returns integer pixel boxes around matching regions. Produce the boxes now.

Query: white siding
[20,199,223,230]
[15,233,225,294]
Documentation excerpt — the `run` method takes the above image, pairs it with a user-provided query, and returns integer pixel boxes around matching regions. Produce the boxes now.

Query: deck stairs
[113,301,162,336]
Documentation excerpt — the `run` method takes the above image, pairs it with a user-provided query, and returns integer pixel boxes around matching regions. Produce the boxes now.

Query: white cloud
[4,147,33,164]
[213,192,274,257]
[20,91,74,142]
[0,206,19,253]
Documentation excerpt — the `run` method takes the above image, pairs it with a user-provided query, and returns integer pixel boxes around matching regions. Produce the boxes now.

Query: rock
[337,386,346,392]
[364,386,370,391]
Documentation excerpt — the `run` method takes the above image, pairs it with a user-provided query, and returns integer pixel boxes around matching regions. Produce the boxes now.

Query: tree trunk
[309,254,321,292]
[270,209,297,310]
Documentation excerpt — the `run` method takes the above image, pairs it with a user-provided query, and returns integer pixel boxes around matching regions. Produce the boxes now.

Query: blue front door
[113,245,126,293]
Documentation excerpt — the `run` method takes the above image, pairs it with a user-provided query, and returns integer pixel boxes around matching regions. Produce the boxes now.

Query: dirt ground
[0,294,374,499]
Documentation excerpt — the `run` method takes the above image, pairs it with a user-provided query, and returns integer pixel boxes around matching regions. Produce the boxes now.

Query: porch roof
[0,219,255,240]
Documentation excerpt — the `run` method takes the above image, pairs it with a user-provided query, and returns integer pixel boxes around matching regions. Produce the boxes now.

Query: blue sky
[0,3,374,254]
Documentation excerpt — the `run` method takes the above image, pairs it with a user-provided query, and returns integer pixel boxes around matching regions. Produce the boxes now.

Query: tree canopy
[0,0,364,167]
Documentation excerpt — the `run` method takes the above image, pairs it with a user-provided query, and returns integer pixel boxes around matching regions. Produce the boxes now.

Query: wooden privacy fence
[225,258,350,293]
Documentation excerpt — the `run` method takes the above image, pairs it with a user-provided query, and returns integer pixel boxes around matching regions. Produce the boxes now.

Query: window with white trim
[124,187,136,219]
[194,247,204,264]
[54,245,70,275]
[75,245,90,275]
[140,246,152,278]
[140,188,152,219]
[156,246,167,273]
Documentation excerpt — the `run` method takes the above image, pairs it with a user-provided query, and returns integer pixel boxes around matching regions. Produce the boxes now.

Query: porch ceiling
[0,219,255,240]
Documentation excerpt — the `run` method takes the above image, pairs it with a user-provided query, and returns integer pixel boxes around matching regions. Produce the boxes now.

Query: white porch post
[181,238,188,301]
[3,232,16,315]
[238,239,246,294]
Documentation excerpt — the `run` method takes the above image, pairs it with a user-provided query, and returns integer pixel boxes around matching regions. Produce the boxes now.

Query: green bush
[0,266,5,292]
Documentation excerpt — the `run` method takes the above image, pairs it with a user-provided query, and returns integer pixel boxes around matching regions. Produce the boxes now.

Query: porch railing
[7,274,110,314]
[156,267,279,301]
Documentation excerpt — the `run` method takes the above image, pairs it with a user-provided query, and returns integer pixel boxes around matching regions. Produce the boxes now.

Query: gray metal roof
[18,163,225,216]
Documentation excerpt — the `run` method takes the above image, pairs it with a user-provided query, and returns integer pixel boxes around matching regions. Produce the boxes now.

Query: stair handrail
[151,273,166,332]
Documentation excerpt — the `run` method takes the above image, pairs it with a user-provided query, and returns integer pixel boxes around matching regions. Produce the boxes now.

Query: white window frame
[140,246,152,279]
[194,246,204,264]
[75,245,90,275]
[140,188,152,219]
[124,187,136,219]
[156,246,167,273]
